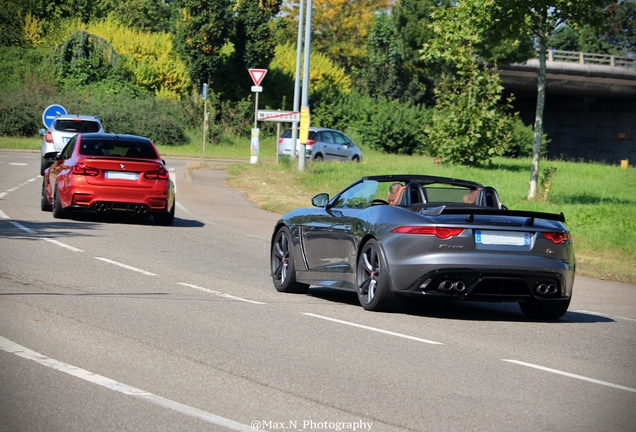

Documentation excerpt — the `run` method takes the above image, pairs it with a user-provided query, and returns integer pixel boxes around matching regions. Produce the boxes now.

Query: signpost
[257,110,300,122]
[249,69,267,164]
[42,104,67,128]
[201,83,208,165]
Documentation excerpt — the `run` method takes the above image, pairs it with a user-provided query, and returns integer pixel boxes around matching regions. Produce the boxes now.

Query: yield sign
[249,69,267,86]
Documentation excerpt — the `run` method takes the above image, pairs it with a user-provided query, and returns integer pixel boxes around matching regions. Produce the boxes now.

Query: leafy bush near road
[0,84,189,145]
[313,91,431,155]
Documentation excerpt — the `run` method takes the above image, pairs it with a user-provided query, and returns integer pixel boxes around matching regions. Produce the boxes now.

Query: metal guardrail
[547,49,636,67]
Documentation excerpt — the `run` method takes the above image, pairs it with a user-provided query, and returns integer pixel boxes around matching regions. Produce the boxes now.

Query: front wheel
[271,227,309,293]
[356,239,399,311]
[519,299,571,320]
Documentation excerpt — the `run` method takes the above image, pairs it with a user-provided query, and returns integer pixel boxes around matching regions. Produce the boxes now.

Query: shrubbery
[313,91,430,155]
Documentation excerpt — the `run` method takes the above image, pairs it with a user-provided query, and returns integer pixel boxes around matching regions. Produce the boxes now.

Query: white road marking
[0,336,262,432]
[0,210,9,219]
[94,257,157,276]
[9,221,83,251]
[29,177,38,182]
[169,171,177,194]
[572,310,636,322]
[6,187,19,192]
[176,201,191,214]
[9,162,28,166]
[502,359,636,393]
[41,238,83,252]
[303,313,444,345]
[178,283,266,304]
[9,221,36,234]
[0,192,7,198]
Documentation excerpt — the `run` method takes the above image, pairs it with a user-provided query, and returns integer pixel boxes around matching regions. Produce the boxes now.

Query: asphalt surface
[1,151,635,432]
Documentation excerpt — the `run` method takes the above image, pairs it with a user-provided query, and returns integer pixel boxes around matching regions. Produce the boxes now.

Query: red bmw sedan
[41,133,175,225]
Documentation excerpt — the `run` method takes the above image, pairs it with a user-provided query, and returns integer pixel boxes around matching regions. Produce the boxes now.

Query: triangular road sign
[249,69,268,86]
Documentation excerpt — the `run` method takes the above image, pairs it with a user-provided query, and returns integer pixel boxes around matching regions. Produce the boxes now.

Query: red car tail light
[45,131,53,144]
[144,167,169,180]
[306,139,316,147]
[542,232,570,244]
[72,162,99,176]
[392,226,465,239]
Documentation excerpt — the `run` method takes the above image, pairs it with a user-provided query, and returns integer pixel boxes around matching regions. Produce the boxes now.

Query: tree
[458,0,609,199]
[173,0,232,90]
[234,0,281,69]
[277,0,391,71]
[422,5,513,167]
[100,0,175,33]
[364,13,402,100]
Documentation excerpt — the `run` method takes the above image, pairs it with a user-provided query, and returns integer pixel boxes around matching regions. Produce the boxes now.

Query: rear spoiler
[420,205,566,224]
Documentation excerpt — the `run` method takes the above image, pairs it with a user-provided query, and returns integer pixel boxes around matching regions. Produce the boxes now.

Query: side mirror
[312,193,329,208]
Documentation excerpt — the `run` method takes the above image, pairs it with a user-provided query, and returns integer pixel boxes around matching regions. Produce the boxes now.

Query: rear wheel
[352,155,360,163]
[313,153,324,162]
[41,179,52,212]
[154,202,175,226]
[271,227,309,293]
[356,239,398,311]
[519,299,571,320]
[52,184,68,219]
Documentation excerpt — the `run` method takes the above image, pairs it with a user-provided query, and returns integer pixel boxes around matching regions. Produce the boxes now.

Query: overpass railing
[547,49,635,68]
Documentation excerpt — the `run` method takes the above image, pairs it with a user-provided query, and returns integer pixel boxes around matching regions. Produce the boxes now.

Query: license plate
[475,230,530,246]
[105,171,138,180]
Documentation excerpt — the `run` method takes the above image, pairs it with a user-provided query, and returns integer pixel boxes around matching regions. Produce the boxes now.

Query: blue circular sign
[42,104,67,128]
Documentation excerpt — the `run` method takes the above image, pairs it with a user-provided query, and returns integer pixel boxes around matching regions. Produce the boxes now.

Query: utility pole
[298,0,313,173]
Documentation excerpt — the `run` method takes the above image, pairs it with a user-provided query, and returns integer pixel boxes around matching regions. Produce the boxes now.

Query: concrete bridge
[498,50,636,166]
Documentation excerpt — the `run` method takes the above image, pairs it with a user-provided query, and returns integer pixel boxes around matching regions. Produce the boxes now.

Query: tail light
[306,139,316,147]
[72,162,99,176]
[45,131,53,144]
[144,167,169,180]
[392,226,465,239]
[542,232,570,244]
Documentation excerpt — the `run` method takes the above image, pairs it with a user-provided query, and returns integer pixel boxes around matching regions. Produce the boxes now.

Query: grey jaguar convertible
[270,175,575,319]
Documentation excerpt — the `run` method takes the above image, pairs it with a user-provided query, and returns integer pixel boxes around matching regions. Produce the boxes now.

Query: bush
[313,92,430,155]
[0,83,189,145]
[504,116,549,158]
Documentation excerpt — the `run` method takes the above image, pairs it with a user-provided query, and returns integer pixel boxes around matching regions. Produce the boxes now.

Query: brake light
[45,131,53,144]
[72,117,82,122]
[392,226,465,239]
[306,139,316,147]
[72,162,99,176]
[542,232,570,244]
[144,167,169,180]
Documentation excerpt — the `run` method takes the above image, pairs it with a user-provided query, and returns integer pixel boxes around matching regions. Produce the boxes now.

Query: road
[1,150,634,432]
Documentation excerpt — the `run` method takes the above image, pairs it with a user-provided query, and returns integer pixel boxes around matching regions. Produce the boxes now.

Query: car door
[301,181,379,287]
[317,131,339,161]
[47,136,78,203]
[331,131,353,161]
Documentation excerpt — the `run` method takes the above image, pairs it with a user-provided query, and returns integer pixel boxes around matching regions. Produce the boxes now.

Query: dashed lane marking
[94,257,157,276]
[0,336,262,432]
[178,283,266,304]
[502,359,636,393]
[303,313,444,345]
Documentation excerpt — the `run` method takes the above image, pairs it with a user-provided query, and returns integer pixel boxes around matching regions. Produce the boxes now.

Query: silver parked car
[278,127,362,162]
[40,114,104,175]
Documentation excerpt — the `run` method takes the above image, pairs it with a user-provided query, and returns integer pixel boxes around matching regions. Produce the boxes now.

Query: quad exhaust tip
[536,283,558,295]
[438,280,466,293]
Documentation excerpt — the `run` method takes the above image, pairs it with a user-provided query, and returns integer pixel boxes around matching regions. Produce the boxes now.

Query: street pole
[290,0,305,162]
[298,0,312,173]
[201,83,208,165]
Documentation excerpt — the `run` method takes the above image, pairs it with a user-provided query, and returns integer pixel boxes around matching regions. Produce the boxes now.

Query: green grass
[3,134,634,284]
